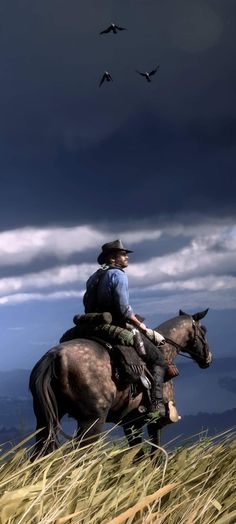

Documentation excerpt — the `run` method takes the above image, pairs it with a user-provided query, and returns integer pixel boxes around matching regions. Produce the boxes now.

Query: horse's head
[179,308,212,368]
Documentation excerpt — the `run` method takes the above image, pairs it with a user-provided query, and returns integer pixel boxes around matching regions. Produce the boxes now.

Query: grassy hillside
[0,429,236,523]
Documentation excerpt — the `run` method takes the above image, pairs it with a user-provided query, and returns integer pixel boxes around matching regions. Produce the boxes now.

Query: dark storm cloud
[1,110,235,230]
[78,112,236,218]
[185,117,236,149]
[0,0,235,229]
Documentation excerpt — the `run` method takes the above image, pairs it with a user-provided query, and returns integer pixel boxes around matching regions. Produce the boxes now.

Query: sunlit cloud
[0,221,235,267]
[0,225,163,266]
[0,226,105,265]
[0,219,235,313]
[122,230,162,243]
[133,275,236,293]
[0,263,95,295]
[129,226,236,285]
[0,290,83,305]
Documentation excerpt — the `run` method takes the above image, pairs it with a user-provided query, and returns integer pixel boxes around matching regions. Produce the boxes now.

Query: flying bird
[100,23,127,34]
[136,66,160,82]
[99,71,113,87]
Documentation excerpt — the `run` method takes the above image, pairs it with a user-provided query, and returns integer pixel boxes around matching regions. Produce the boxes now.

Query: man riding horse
[83,239,169,419]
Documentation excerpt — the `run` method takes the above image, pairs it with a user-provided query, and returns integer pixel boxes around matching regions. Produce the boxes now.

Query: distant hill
[0,396,34,429]
[162,408,236,445]
[0,407,235,450]
[177,357,236,377]
[0,369,30,398]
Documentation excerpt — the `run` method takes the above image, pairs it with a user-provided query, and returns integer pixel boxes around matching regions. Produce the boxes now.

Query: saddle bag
[113,345,146,383]
[73,312,112,326]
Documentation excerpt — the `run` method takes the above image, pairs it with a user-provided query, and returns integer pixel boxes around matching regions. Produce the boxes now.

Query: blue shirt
[84,266,134,322]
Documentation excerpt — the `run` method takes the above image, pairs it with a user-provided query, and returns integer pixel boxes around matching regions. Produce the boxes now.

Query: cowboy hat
[97,239,133,265]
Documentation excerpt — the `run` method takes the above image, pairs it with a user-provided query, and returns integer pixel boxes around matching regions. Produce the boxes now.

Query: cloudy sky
[0,0,235,414]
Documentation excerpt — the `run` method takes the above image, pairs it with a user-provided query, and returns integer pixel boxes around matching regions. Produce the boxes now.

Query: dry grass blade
[105,483,179,524]
[0,429,235,524]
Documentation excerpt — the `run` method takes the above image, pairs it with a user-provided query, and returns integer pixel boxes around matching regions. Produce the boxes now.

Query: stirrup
[150,401,166,418]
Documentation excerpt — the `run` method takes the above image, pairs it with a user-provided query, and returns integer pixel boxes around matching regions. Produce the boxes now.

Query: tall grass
[0,428,235,523]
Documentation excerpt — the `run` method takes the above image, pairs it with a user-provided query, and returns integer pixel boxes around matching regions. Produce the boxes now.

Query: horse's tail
[29,348,60,442]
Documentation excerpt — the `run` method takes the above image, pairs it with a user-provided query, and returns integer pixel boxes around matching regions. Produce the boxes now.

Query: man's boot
[150,365,166,418]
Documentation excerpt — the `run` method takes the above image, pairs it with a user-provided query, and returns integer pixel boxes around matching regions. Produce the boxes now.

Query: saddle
[60,314,149,386]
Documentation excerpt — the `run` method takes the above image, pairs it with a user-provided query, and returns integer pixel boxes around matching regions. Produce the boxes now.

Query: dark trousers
[140,332,167,370]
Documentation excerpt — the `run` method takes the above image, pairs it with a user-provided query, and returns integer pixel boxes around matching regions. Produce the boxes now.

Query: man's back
[84,266,132,324]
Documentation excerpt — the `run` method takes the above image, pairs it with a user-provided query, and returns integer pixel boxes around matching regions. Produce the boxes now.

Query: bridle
[164,317,210,365]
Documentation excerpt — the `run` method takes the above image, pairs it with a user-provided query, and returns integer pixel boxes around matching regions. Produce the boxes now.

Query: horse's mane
[154,314,207,336]
[154,314,188,336]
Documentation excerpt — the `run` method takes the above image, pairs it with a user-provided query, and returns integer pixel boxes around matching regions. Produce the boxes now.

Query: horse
[29,308,212,457]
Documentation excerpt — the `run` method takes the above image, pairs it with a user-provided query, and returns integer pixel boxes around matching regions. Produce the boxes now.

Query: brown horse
[29,308,212,457]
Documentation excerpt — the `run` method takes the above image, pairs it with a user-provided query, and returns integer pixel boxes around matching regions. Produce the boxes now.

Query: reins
[164,336,193,359]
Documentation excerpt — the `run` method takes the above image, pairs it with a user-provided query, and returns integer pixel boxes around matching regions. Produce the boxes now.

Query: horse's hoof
[168,401,181,423]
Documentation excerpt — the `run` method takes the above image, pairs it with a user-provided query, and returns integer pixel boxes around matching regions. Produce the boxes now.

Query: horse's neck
[163,338,177,362]
[157,317,191,361]
[170,324,190,346]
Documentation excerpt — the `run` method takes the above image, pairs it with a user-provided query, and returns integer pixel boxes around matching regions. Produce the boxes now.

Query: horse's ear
[179,309,187,316]
[192,308,209,321]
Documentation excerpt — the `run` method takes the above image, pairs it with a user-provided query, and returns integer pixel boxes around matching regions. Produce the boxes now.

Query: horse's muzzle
[206,351,213,365]
[199,351,213,368]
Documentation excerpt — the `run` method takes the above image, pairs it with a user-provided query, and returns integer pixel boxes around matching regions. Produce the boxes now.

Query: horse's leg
[69,380,113,447]
[147,422,161,447]
[75,419,104,444]
[121,412,145,460]
[145,380,176,459]
[147,420,168,462]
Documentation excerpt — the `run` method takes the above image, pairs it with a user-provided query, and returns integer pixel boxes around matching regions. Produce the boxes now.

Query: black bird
[99,71,113,87]
[100,23,127,34]
[136,66,160,82]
